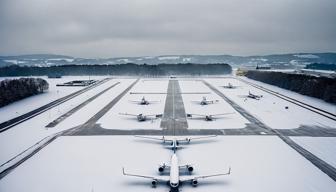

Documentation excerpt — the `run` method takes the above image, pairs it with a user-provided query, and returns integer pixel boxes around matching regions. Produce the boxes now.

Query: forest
[0,63,232,77]
[0,78,49,107]
[246,70,336,103]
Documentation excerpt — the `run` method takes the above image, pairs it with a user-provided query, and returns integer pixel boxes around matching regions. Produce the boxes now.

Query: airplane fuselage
[205,115,213,121]
[137,114,147,121]
[169,154,180,190]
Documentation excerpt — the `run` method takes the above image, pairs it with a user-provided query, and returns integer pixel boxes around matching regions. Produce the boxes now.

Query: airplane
[122,153,231,191]
[222,82,237,89]
[119,113,162,122]
[186,112,235,121]
[133,135,217,151]
[247,91,263,100]
[129,96,160,105]
[191,96,219,105]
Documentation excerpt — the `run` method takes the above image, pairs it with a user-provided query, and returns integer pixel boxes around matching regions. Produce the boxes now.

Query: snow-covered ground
[291,137,336,168]
[179,80,249,129]
[0,78,135,165]
[240,76,336,114]
[0,76,107,123]
[0,136,335,192]
[98,80,168,130]
[206,78,336,129]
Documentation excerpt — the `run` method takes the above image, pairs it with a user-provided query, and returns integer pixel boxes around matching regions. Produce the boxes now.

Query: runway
[1,77,336,183]
[45,82,120,128]
[0,78,111,133]
[160,80,188,135]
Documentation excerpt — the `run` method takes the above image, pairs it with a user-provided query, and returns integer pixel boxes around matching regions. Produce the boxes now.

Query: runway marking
[45,82,121,128]
[0,78,111,133]
[160,80,188,134]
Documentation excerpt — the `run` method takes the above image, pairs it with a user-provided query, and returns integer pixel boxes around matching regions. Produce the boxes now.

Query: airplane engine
[151,179,158,187]
[158,166,165,172]
[191,179,198,186]
[187,165,194,172]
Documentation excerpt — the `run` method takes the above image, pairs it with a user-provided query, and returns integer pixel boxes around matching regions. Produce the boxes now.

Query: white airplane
[223,83,238,89]
[119,113,162,122]
[123,153,231,191]
[134,135,217,151]
[191,96,219,105]
[187,112,235,121]
[129,96,160,105]
[247,91,263,100]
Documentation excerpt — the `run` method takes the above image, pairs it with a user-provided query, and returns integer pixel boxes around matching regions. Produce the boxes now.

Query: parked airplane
[247,91,263,100]
[123,153,231,191]
[222,82,237,89]
[119,113,162,122]
[187,112,235,121]
[191,96,219,105]
[134,135,217,151]
[129,96,160,105]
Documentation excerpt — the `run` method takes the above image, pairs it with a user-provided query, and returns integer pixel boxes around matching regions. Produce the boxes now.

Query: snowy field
[0,76,107,123]
[179,80,249,129]
[98,80,168,130]
[240,76,336,114]
[206,78,336,129]
[0,76,335,192]
[0,78,135,165]
[0,136,335,192]
[291,137,336,168]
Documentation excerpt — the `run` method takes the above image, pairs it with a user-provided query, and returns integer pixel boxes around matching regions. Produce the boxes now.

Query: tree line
[0,78,49,107]
[0,63,232,77]
[246,70,336,103]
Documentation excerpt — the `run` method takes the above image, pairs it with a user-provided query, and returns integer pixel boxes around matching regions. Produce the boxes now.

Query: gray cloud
[0,0,335,57]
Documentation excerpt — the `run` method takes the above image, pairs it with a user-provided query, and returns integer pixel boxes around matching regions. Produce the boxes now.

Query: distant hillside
[0,53,336,69]
[0,63,232,77]
[305,63,336,71]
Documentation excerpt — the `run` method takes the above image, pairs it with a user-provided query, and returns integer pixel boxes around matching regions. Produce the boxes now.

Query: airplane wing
[191,101,201,104]
[186,114,206,117]
[128,100,140,103]
[148,100,160,103]
[211,112,235,117]
[205,100,219,104]
[119,113,138,116]
[134,135,172,142]
[122,167,169,182]
[180,167,231,182]
[177,135,217,143]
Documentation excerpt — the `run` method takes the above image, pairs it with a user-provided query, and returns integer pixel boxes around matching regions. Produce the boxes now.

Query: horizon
[1,52,336,59]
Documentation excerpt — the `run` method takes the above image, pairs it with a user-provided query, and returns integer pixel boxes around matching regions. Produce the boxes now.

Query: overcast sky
[0,0,335,58]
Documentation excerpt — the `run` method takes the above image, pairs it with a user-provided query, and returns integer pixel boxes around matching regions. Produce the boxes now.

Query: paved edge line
[0,78,111,133]
[45,82,120,127]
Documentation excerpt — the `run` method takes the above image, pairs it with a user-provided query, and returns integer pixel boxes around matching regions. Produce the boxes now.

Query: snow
[179,80,249,129]
[182,57,192,62]
[240,76,336,114]
[0,136,335,192]
[206,78,336,129]
[3,60,18,64]
[98,80,168,130]
[158,56,180,60]
[291,137,336,168]
[0,76,108,123]
[0,78,135,165]
[294,54,319,59]
[47,58,74,62]
[117,58,131,63]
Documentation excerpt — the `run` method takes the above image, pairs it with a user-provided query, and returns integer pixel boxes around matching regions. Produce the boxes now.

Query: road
[0,78,111,133]
[45,82,120,128]
[160,80,188,135]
